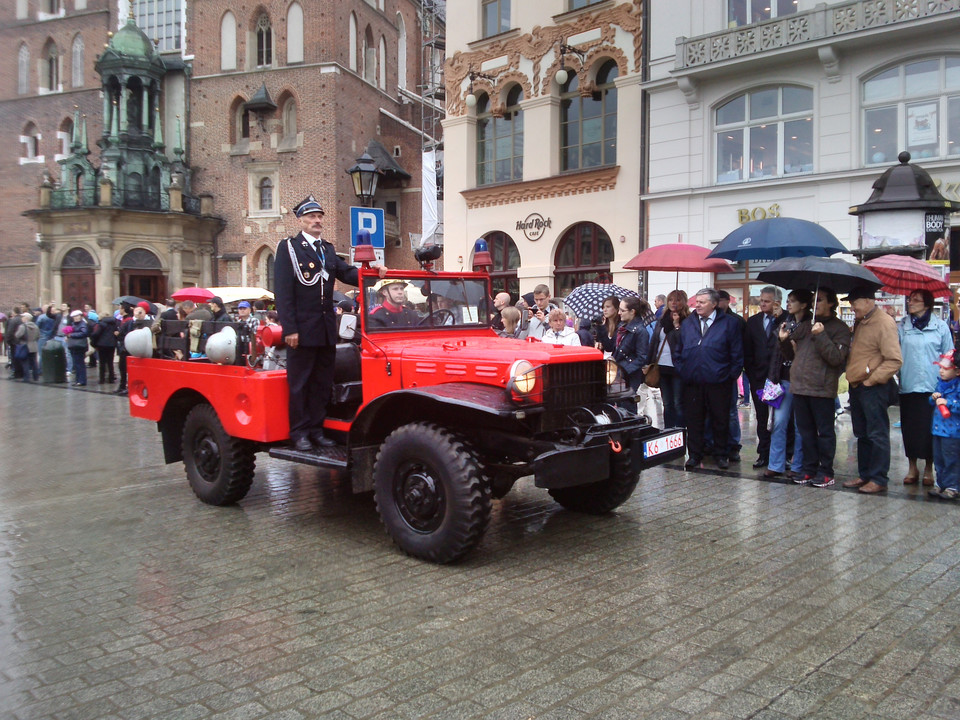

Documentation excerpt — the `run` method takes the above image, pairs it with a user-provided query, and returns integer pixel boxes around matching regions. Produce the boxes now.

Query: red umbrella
[863,255,951,299]
[624,243,732,288]
[171,287,215,303]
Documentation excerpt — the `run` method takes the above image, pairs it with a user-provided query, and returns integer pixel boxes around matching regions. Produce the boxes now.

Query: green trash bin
[41,341,67,383]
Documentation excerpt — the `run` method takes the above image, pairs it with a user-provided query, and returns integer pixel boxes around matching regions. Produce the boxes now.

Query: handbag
[14,343,29,361]
[644,335,668,389]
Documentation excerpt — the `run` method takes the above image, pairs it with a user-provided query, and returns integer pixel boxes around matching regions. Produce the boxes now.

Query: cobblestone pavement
[2,377,960,719]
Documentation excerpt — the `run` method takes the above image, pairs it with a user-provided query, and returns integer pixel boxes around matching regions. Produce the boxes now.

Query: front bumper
[533,425,686,489]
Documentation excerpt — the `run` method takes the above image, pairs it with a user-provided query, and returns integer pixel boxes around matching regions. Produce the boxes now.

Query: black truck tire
[548,444,639,514]
[374,422,490,563]
[181,403,256,506]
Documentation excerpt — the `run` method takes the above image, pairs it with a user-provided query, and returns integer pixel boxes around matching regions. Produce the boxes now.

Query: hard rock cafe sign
[516,213,552,241]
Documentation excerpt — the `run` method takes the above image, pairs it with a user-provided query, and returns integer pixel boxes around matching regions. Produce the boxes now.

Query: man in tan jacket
[842,286,903,494]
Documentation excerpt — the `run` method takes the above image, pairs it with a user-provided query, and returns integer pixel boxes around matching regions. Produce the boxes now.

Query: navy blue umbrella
[708,217,848,262]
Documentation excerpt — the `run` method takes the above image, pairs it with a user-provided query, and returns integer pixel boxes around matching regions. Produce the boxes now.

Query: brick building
[0,0,435,312]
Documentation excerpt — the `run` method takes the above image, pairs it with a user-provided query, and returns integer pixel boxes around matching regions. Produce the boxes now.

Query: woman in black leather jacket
[612,296,650,413]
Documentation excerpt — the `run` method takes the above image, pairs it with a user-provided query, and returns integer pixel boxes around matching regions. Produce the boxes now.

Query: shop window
[560,60,617,172]
[715,85,813,183]
[484,231,520,300]
[727,0,797,28]
[477,85,523,185]
[554,222,614,299]
[863,56,960,164]
[482,0,509,38]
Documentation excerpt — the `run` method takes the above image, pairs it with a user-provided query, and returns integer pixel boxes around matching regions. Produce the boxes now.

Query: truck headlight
[605,358,619,385]
[509,360,537,394]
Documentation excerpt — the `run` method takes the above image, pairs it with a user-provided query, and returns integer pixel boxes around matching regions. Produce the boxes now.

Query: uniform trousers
[286,344,337,441]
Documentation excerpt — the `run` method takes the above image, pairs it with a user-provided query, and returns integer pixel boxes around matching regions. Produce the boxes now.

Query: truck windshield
[362,277,493,331]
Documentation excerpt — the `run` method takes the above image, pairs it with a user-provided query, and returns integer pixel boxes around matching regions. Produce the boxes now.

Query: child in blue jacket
[929,350,960,500]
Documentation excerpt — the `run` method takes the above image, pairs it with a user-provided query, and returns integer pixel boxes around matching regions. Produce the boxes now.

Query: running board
[268,444,349,470]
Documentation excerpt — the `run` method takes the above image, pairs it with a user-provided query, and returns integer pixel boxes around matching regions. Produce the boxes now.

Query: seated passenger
[368,279,420,328]
[540,308,581,346]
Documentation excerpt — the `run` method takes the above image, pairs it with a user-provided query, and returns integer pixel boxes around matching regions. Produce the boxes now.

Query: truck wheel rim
[194,430,221,482]
[395,463,444,532]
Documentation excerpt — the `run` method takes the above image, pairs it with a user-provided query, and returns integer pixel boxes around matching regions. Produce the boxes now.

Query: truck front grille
[540,361,606,432]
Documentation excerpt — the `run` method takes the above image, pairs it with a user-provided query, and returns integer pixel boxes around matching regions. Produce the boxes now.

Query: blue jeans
[767,381,803,473]
[933,436,960,492]
[69,348,87,385]
[660,368,684,428]
[850,382,892,486]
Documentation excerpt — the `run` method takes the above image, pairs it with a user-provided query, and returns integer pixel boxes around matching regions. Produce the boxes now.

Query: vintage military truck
[126,267,684,563]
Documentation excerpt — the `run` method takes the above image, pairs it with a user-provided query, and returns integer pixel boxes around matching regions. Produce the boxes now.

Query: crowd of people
[6,273,960,496]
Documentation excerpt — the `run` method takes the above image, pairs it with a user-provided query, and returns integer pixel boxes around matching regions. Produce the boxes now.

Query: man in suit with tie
[676,288,744,470]
[274,195,386,452]
[743,286,784,469]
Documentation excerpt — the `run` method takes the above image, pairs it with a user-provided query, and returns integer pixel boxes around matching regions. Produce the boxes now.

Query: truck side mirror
[339,313,357,341]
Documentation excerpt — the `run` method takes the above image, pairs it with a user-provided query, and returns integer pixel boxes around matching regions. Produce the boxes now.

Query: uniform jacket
[780,314,850,398]
[897,314,953,394]
[613,317,650,390]
[931,377,960,439]
[274,232,359,347]
[846,307,902,387]
[675,311,744,385]
[744,311,785,383]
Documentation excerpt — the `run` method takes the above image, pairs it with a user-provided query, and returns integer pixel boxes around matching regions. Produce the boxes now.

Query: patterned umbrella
[863,254,951,299]
[563,283,639,322]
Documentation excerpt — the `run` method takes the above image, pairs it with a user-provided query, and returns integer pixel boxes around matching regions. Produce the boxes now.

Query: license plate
[643,431,684,458]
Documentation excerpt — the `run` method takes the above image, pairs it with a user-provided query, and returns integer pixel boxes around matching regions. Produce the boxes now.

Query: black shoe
[292,436,313,452]
[684,456,702,470]
[310,431,336,448]
[717,456,730,469]
[728,452,741,463]
[752,457,767,469]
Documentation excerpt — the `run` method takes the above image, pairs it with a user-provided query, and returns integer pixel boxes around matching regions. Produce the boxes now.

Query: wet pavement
[2,373,960,719]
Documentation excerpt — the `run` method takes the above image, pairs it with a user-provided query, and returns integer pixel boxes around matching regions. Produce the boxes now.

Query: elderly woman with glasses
[897,289,954,486]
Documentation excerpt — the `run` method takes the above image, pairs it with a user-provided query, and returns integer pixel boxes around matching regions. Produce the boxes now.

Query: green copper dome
[109,17,155,58]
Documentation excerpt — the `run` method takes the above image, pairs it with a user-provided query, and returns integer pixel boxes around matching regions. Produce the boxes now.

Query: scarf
[616,323,628,347]
[911,308,932,331]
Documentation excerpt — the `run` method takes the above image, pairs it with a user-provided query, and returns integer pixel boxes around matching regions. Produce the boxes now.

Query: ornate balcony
[676,0,960,71]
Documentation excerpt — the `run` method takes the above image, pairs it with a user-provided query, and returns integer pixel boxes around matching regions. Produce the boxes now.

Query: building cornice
[461,165,620,209]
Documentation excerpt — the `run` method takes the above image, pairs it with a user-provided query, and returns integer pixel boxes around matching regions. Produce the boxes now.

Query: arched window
[554,222,615,297]
[18,44,29,95]
[477,85,524,185]
[716,85,813,183]
[71,35,84,88]
[256,14,272,68]
[58,116,73,157]
[230,97,249,144]
[484,231,520,300]
[258,177,273,211]
[119,248,162,269]
[287,2,304,64]
[62,247,96,267]
[349,13,358,72]
[261,250,275,291]
[21,122,40,160]
[560,60,617,171]
[282,97,297,138]
[396,13,407,90]
[44,41,61,93]
[363,26,376,84]
[863,56,960,164]
[378,36,387,90]
[220,11,237,70]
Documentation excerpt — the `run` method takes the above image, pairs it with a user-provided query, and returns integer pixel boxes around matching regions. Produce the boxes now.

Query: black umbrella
[112,295,147,306]
[756,256,882,294]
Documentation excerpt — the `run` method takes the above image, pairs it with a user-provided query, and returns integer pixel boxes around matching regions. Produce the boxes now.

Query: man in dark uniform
[274,195,385,451]
[368,279,420,328]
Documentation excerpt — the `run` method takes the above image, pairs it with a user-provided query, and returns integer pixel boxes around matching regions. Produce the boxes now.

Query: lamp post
[346,153,382,207]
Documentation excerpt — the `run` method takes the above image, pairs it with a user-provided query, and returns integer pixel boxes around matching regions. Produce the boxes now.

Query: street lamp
[347,153,382,207]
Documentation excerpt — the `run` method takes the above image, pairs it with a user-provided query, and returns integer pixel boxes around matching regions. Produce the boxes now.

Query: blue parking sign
[350,207,385,248]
